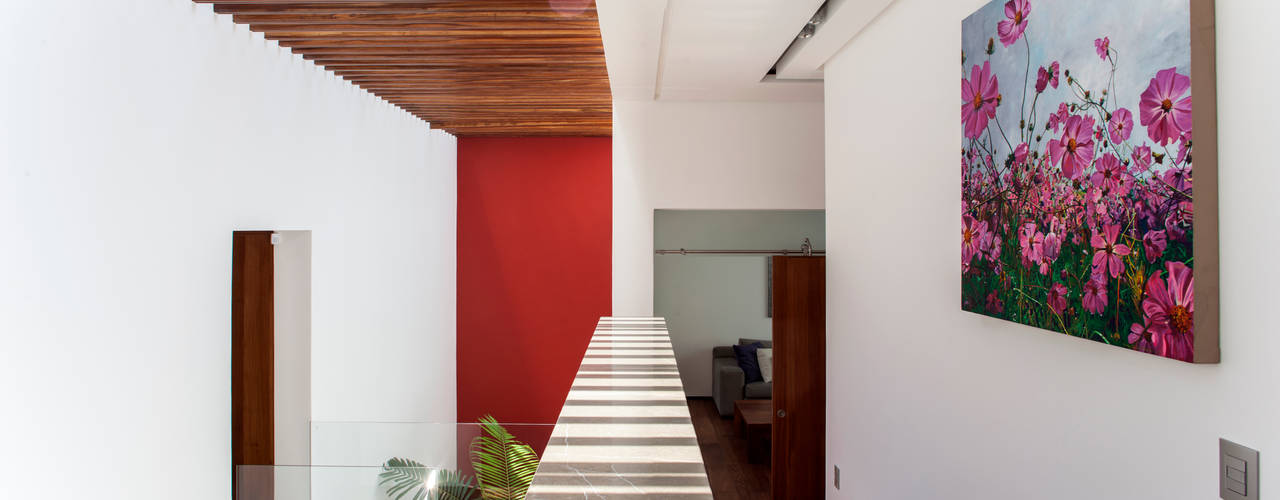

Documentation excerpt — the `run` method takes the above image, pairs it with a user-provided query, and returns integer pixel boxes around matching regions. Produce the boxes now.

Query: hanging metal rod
[654,249,825,256]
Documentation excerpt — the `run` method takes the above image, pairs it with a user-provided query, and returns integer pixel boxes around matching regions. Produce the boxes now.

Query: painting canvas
[960,0,1218,362]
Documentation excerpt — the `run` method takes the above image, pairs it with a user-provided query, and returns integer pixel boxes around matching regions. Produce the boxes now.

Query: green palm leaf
[379,457,478,500]
[468,415,540,500]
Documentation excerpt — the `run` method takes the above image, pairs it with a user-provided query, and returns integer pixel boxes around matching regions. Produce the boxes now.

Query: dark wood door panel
[232,231,275,499]
[771,256,825,500]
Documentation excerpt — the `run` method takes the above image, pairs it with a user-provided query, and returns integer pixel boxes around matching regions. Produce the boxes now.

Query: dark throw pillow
[732,342,765,384]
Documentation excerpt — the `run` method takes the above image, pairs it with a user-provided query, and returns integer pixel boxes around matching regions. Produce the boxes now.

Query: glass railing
[237,421,554,500]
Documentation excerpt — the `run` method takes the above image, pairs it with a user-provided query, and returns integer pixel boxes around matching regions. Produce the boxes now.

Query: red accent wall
[457,137,612,439]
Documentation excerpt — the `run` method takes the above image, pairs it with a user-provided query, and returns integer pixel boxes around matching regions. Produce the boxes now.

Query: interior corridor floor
[687,397,771,500]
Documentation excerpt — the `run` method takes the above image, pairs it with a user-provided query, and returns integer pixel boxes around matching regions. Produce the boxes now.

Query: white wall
[0,2,457,499]
[825,0,1280,499]
[612,100,826,315]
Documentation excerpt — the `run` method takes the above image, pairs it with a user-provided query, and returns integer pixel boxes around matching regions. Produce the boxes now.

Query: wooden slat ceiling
[194,0,611,136]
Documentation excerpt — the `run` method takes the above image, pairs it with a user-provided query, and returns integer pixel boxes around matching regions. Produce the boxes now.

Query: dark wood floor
[687,397,771,500]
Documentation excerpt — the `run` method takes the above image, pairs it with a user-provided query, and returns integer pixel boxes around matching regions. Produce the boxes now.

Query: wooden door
[232,231,274,499]
[771,256,825,500]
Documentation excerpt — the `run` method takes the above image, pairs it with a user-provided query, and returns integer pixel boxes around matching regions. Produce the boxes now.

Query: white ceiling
[597,0,827,102]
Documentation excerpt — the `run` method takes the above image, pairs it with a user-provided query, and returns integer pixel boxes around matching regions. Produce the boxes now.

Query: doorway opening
[652,210,826,499]
[232,230,312,500]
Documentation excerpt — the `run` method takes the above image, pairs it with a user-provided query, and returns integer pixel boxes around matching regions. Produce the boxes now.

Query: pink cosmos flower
[1095,37,1110,60]
[977,230,994,260]
[1047,102,1069,132]
[1177,130,1193,164]
[1139,67,1193,145]
[1082,276,1108,315]
[986,290,1005,314]
[1165,213,1188,242]
[1130,145,1153,173]
[1013,142,1029,165]
[1046,283,1069,315]
[1035,63,1059,93]
[979,227,1002,262]
[998,0,1031,47]
[1047,115,1096,180]
[1038,231,1061,275]
[1108,108,1133,143]
[1165,201,1193,242]
[1143,262,1195,362]
[1143,229,1167,263]
[962,61,1000,139]
[962,214,982,271]
[1091,153,1124,193]
[1018,223,1041,268]
[1163,166,1192,192]
[1129,319,1157,354]
[1091,224,1132,279]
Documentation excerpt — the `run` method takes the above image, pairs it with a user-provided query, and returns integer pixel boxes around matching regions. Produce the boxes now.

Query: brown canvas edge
[1190,0,1220,363]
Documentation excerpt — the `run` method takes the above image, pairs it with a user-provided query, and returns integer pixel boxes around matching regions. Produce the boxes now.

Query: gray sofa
[711,338,773,417]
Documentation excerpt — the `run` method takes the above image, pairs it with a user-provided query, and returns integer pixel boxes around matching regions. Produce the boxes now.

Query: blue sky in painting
[961,0,1192,161]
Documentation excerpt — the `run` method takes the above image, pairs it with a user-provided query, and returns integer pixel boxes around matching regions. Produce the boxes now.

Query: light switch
[1221,438,1259,500]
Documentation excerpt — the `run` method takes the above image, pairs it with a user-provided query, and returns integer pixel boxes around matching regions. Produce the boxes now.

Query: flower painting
[960,0,1218,362]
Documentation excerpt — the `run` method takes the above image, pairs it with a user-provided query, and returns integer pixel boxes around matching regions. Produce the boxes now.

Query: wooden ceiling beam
[328,68,607,75]
[343,87,610,95]
[334,79,608,88]
[370,95,608,103]
[344,86,610,94]
[343,82,606,89]
[232,12,594,24]
[260,29,597,38]
[276,37,602,48]
[246,21,600,32]
[311,63,601,71]
[351,83,609,91]
[202,0,569,5]
[268,36,600,46]
[285,47,603,56]
[200,0,610,136]
[222,6,592,16]
[303,54,603,64]
[391,112,607,119]
[439,122,613,129]
[392,113,610,119]
[442,124,609,130]
[335,75,607,82]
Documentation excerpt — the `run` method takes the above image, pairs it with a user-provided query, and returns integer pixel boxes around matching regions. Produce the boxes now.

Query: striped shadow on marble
[526,317,713,500]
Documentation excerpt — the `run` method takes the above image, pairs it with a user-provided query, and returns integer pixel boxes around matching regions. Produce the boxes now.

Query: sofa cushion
[739,337,773,348]
[732,342,765,383]
[744,381,773,399]
[756,347,773,383]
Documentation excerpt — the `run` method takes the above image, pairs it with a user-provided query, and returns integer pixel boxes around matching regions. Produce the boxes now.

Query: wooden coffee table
[733,399,772,464]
